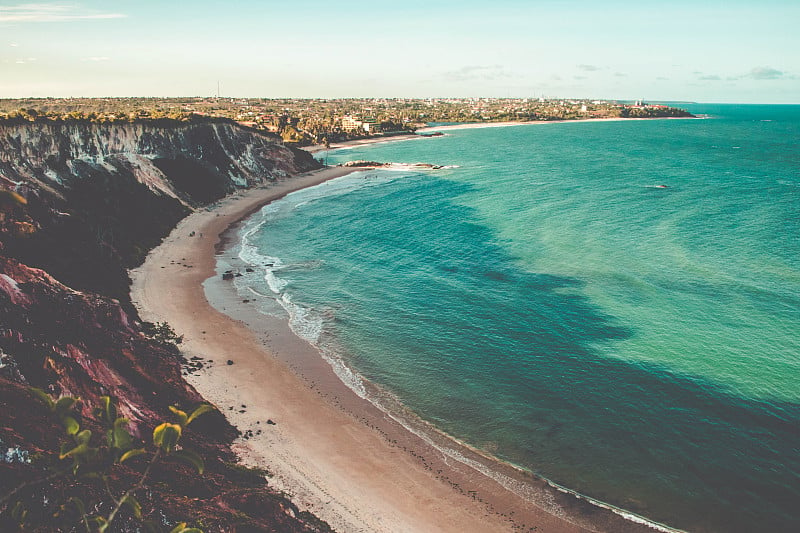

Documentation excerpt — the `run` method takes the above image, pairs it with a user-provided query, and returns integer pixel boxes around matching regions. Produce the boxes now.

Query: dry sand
[305,133,420,154]
[130,164,660,533]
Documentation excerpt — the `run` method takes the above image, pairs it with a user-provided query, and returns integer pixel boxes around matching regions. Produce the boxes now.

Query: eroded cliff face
[0,121,330,531]
[0,256,331,532]
[0,120,316,200]
[0,120,320,303]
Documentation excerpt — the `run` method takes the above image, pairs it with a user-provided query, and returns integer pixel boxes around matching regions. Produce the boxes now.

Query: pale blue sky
[1,1,798,102]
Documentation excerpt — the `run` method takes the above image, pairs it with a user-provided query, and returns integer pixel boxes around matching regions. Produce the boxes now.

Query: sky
[0,1,798,103]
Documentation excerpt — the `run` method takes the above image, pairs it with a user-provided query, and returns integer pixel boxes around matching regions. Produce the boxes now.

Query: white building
[340,115,363,131]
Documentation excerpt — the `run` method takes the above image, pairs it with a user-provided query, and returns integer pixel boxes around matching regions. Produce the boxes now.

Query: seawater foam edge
[236,189,369,398]
[356,383,686,533]
[231,172,684,533]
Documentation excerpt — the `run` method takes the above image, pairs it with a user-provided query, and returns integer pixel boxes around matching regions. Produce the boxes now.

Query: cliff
[0,120,319,306]
[0,121,329,531]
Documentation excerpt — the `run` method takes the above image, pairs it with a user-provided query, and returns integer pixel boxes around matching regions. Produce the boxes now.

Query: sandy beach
[305,133,420,154]
[304,117,694,155]
[130,164,660,532]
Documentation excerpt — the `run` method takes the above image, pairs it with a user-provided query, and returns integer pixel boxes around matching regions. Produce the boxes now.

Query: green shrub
[0,390,212,532]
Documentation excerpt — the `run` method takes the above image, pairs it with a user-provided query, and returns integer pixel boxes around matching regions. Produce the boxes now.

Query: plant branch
[103,449,161,528]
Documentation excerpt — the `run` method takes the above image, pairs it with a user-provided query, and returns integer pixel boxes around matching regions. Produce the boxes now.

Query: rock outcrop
[0,120,330,531]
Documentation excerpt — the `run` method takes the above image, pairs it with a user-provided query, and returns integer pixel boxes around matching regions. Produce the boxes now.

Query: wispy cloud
[81,56,109,62]
[577,64,601,72]
[697,74,721,81]
[15,57,37,64]
[0,4,126,23]
[744,66,785,80]
[442,65,513,82]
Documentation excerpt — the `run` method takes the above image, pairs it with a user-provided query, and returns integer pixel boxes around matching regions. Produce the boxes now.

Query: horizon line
[1,96,798,105]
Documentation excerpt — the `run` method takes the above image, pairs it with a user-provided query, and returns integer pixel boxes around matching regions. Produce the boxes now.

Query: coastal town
[0,97,693,146]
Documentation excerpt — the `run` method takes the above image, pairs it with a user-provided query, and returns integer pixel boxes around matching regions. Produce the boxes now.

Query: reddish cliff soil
[0,121,330,531]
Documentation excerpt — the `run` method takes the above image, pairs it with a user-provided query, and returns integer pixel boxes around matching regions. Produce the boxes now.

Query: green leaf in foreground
[186,404,214,426]
[54,396,79,416]
[119,448,147,464]
[171,449,205,474]
[153,423,182,452]
[59,443,89,460]
[63,415,80,436]
[168,406,188,427]
[29,387,54,410]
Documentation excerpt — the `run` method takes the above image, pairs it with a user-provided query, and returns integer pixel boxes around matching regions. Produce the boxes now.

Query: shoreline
[305,116,697,154]
[130,167,663,532]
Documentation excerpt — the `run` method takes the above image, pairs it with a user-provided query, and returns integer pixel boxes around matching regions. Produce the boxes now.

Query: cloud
[9,42,19,47]
[14,56,37,64]
[0,4,126,23]
[81,56,110,62]
[573,75,587,80]
[614,72,627,77]
[577,64,601,72]
[698,74,721,81]
[442,65,513,82]
[744,66,785,80]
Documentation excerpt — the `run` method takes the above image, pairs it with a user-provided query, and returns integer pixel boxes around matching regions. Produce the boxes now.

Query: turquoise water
[236,105,800,532]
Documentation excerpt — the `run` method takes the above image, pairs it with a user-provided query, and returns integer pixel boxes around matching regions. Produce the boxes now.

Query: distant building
[362,121,381,133]
[341,115,363,131]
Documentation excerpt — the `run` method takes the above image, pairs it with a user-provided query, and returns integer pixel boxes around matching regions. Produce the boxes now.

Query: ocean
[230,105,800,532]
